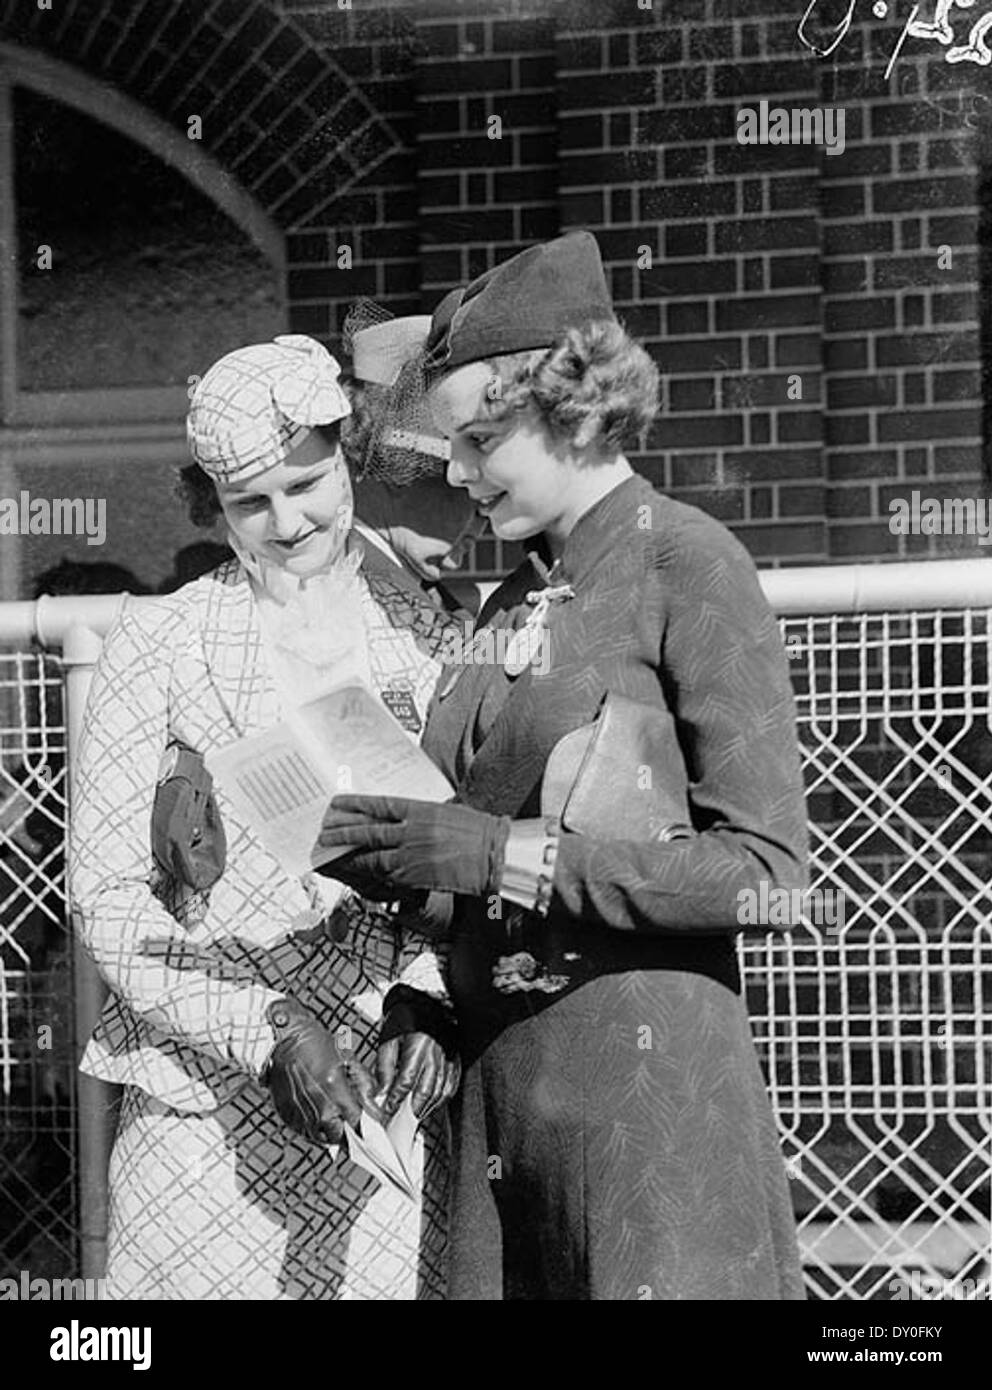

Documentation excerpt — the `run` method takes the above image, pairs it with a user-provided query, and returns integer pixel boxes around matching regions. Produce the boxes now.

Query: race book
[205,680,452,877]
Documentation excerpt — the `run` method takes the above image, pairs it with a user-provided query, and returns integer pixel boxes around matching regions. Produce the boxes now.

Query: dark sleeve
[549,520,809,935]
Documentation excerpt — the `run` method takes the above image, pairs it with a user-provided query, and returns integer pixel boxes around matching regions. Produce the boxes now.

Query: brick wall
[556,6,826,561]
[277,0,988,570]
[818,14,984,562]
[2,0,988,579]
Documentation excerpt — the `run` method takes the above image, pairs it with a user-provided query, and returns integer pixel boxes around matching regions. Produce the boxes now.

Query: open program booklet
[205,681,453,878]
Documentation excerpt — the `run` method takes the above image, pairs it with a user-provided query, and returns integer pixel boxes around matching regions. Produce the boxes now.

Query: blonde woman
[320,235,809,1301]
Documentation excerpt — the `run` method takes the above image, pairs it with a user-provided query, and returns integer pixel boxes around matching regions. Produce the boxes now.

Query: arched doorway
[0,44,287,598]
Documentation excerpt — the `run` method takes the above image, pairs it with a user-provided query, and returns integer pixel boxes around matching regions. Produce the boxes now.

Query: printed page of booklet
[338,1094,421,1201]
[205,680,452,877]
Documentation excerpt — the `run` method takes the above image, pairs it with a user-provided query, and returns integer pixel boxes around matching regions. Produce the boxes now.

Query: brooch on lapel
[437,556,576,696]
[503,555,576,678]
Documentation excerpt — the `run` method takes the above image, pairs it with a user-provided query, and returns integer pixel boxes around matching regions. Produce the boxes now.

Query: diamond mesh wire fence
[745,609,992,1301]
[0,600,989,1297]
[0,650,77,1279]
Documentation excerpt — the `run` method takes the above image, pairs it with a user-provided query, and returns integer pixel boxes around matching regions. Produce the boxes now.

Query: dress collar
[351,519,400,568]
[528,473,650,588]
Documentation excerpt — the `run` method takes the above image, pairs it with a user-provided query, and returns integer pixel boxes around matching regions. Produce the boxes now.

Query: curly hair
[481,318,659,455]
[175,424,346,528]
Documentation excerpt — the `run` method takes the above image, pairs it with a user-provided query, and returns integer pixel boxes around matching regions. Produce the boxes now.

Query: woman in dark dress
[321,232,809,1301]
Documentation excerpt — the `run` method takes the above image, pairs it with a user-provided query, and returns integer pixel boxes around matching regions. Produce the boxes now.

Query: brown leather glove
[377,986,460,1121]
[318,795,510,898]
[263,998,381,1145]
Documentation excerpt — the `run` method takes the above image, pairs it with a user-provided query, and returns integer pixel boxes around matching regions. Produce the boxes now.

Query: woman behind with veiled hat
[319,233,810,1300]
[69,332,460,1300]
[342,305,482,618]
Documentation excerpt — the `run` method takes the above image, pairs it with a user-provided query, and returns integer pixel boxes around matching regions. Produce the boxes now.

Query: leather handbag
[151,742,226,890]
[540,690,694,843]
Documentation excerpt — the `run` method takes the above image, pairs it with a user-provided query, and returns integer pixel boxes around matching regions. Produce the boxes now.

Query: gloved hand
[318,796,510,899]
[263,997,381,1145]
[377,986,461,1121]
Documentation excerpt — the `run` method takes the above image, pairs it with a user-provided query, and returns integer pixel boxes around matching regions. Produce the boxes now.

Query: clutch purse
[540,691,694,843]
[151,742,226,891]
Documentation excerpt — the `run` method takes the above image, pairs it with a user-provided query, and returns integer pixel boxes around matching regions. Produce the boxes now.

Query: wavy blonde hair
[482,319,659,455]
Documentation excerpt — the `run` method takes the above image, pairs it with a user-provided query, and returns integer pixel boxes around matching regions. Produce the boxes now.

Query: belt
[450,903,741,1046]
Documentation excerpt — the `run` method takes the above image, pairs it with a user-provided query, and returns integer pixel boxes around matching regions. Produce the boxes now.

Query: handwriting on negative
[797,0,992,75]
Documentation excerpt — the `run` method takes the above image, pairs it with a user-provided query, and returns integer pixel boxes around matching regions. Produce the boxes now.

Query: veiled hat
[342,304,450,481]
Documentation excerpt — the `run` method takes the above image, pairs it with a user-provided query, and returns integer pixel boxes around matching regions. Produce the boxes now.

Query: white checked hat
[187,335,351,484]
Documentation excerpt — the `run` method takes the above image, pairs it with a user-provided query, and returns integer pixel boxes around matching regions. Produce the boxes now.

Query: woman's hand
[318,795,510,898]
[377,985,461,1121]
[264,998,383,1145]
[386,525,462,583]
[376,1034,461,1121]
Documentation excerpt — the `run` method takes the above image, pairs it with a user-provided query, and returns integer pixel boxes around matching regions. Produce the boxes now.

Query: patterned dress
[422,475,809,1301]
[70,554,456,1300]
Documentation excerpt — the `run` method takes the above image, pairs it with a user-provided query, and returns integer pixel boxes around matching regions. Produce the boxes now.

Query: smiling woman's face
[215,429,353,576]
[430,361,573,545]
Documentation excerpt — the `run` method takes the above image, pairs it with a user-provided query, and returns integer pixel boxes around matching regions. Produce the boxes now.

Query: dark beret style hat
[425,230,617,372]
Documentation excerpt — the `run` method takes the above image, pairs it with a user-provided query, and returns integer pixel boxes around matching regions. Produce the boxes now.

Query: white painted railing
[1,557,990,1297]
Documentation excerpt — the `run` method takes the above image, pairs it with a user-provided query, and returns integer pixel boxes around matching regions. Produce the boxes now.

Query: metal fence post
[61,621,114,1282]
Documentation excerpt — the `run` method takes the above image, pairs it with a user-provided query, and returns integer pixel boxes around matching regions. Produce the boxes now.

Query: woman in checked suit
[69,331,459,1300]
